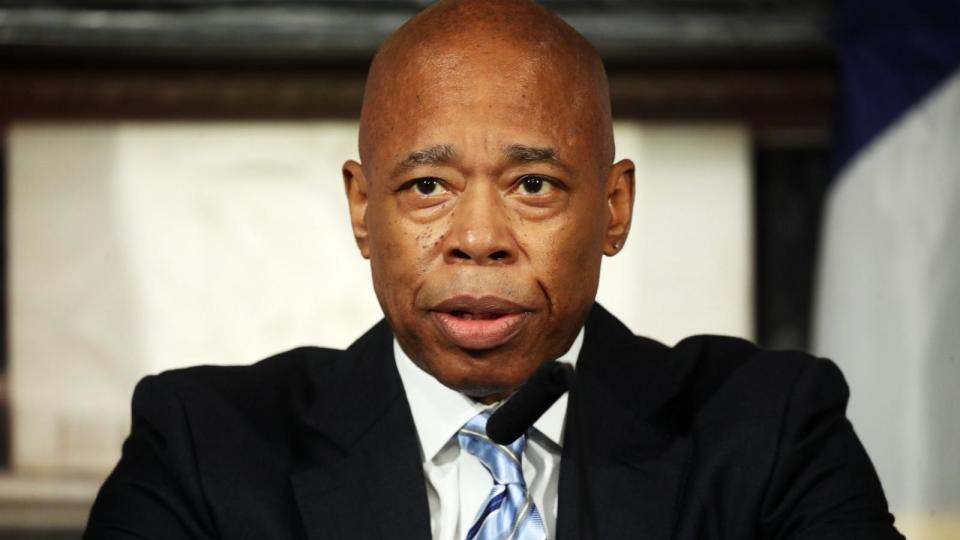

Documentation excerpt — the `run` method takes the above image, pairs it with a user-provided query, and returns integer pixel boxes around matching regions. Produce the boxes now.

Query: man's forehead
[365,46,599,138]
[366,110,595,176]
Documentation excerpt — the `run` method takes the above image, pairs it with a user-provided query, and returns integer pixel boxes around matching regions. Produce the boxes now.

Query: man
[85,1,903,538]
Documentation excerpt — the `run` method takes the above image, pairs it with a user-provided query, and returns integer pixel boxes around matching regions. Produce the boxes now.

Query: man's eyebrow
[394,144,457,175]
[503,144,570,172]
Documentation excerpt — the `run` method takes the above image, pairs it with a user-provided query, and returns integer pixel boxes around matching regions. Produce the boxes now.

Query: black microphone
[487,360,575,445]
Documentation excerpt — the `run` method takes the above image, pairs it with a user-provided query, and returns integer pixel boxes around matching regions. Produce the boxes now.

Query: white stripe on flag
[813,68,960,538]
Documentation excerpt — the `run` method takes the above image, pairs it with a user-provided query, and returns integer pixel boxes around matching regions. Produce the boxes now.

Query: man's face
[345,42,634,401]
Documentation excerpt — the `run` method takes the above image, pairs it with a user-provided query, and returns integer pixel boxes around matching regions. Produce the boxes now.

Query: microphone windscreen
[487,360,574,445]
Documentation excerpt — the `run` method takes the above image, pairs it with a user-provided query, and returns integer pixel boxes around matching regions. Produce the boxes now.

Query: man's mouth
[430,295,531,350]
[448,311,504,320]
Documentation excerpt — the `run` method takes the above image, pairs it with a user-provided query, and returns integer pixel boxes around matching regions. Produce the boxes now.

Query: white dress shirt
[394,329,584,540]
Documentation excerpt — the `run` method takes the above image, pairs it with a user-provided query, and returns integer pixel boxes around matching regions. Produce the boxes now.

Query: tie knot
[457,410,527,486]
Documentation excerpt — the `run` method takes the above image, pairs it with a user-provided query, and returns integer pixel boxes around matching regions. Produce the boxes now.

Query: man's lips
[430,295,532,350]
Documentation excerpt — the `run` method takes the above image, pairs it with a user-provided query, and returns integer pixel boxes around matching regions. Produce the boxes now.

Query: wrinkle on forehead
[359,0,614,176]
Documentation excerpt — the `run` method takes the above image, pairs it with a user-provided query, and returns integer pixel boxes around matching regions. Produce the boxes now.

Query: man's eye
[518,176,554,195]
[409,178,448,196]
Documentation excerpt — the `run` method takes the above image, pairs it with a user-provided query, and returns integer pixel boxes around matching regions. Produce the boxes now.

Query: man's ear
[603,158,636,256]
[342,160,371,259]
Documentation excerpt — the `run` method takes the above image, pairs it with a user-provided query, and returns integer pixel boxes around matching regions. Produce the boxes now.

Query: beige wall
[603,123,753,346]
[7,120,752,478]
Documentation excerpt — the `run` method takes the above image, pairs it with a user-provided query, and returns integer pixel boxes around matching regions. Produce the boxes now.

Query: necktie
[457,410,548,540]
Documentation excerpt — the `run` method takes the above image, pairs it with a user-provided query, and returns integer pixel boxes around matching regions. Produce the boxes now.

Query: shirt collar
[394,327,584,463]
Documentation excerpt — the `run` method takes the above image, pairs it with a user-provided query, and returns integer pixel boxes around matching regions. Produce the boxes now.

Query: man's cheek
[540,222,587,258]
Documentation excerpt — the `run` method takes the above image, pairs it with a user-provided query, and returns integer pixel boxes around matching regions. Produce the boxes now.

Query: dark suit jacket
[85,304,902,539]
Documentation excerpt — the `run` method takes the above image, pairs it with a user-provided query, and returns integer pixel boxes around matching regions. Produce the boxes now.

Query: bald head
[358,0,614,175]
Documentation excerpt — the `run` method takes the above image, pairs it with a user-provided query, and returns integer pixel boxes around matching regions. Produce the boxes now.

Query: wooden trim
[0,67,833,128]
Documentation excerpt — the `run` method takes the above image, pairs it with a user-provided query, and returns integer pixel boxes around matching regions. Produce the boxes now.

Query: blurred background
[0,0,957,538]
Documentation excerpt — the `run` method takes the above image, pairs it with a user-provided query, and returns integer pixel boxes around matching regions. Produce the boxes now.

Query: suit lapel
[557,304,693,540]
[290,321,432,540]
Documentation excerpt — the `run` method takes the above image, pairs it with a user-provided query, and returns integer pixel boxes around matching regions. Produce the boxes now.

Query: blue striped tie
[458,411,548,540]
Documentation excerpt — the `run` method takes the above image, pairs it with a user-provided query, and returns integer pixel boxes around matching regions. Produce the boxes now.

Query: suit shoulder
[131,346,347,431]
[673,334,838,383]
[667,334,848,423]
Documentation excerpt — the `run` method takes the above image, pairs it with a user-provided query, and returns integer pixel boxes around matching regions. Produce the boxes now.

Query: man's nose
[443,185,518,265]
